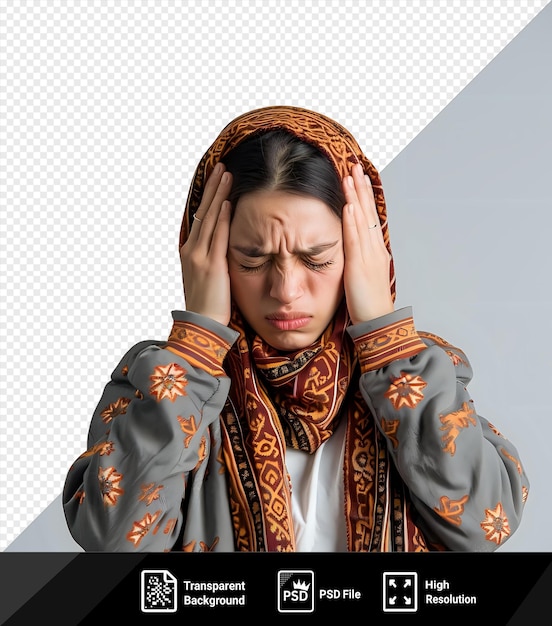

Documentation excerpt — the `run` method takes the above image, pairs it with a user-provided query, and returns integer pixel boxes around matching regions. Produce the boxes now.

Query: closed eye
[239,259,335,273]
[303,259,335,271]
[239,261,269,273]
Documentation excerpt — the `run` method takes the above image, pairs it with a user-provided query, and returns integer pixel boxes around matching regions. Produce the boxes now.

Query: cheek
[228,267,262,303]
[315,269,344,299]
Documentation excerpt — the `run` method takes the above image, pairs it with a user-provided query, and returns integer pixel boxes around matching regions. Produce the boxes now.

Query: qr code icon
[140,569,178,613]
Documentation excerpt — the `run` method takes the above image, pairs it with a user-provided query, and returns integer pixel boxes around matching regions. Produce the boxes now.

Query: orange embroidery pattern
[216,443,226,475]
[433,495,469,526]
[100,397,132,424]
[480,502,510,545]
[149,363,188,402]
[199,538,220,551]
[97,441,115,456]
[501,447,523,475]
[446,350,467,367]
[355,318,426,371]
[522,485,529,504]
[381,417,400,449]
[98,466,124,506]
[177,414,199,448]
[181,537,220,552]
[152,517,177,536]
[162,518,178,535]
[487,422,503,437]
[196,436,207,467]
[167,321,232,377]
[79,441,115,459]
[126,510,162,547]
[384,373,427,410]
[139,482,164,505]
[440,401,477,456]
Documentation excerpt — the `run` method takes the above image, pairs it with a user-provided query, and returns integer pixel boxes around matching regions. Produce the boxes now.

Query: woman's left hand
[342,163,394,324]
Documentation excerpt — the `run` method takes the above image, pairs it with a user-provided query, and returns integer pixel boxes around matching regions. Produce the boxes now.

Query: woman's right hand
[179,162,233,326]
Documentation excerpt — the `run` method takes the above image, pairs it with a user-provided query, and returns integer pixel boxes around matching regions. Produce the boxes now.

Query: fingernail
[213,163,222,175]
[347,176,354,188]
[222,172,230,184]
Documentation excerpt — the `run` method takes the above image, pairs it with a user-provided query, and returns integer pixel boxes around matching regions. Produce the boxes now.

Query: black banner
[1,552,550,624]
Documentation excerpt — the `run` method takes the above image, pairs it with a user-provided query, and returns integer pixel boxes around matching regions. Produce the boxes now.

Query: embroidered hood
[179,105,396,301]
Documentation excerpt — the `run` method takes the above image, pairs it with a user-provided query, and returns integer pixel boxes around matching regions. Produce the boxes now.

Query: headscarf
[181,106,429,551]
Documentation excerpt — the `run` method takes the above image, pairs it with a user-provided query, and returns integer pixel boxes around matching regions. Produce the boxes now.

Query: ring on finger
[193,214,202,222]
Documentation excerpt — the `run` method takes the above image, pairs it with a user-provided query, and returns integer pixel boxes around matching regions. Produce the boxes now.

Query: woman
[63,105,529,552]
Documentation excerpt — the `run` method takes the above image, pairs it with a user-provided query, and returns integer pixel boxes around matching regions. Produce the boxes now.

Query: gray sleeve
[348,307,530,551]
[63,313,237,552]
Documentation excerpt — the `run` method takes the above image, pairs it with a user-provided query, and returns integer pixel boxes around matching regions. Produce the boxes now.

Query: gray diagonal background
[383,3,551,551]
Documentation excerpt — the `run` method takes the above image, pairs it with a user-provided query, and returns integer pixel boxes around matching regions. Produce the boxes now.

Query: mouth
[265,312,311,331]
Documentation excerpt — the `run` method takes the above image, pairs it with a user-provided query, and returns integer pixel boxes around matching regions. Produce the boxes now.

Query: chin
[263,331,318,352]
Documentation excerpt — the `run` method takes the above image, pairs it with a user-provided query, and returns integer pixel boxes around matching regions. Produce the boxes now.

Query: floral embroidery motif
[440,401,477,456]
[480,502,510,545]
[199,538,220,551]
[149,362,188,402]
[97,441,115,456]
[98,466,124,506]
[139,482,164,505]
[433,494,469,526]
[384,372,427,410]
[100,397,132,424]
[182,540,197,552]
[177,414,199,448]
[79,441,115,459]
[446,350,467,367]
[126,510,162,547]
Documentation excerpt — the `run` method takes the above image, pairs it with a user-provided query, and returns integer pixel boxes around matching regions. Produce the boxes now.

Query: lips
[266,312,311,331]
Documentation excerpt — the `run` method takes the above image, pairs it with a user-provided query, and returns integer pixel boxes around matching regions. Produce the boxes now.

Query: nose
[268,264,304,304]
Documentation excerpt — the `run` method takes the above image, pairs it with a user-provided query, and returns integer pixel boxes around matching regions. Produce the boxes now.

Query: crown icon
[293,580,311,592]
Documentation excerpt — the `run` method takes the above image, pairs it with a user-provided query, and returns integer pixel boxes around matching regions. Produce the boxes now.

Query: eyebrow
[230,241,340,257]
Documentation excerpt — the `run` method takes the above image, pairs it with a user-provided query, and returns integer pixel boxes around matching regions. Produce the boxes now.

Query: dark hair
[222,130,345,217]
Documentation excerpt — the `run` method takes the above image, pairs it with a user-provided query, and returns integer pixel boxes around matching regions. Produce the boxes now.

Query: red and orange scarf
[181,106,429,551]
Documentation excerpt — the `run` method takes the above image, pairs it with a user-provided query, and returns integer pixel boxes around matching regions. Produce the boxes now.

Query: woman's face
[228,190,345,351]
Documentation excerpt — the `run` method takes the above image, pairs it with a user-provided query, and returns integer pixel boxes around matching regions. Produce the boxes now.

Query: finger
[210,200,232,258]
[342,171,370,237]
[351,163,380,230]
[341,201,363,264]
[189,170,232,246]
[193,162,226,223]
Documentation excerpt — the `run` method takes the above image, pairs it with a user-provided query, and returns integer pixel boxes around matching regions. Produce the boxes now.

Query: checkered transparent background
[2,0,549,550]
